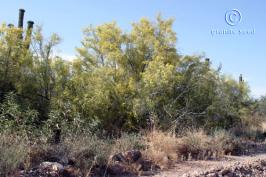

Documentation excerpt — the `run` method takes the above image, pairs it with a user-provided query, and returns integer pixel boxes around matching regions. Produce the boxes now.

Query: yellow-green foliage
[0,16,251,135]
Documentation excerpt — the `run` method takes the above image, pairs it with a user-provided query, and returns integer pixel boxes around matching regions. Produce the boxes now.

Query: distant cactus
[18,9,25,28]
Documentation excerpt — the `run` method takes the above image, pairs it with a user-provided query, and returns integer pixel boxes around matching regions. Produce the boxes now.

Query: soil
[151,142,266,177]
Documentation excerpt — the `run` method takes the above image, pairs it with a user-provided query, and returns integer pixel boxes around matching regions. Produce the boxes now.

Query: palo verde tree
[0,13,251,135]
[62,15,251,133]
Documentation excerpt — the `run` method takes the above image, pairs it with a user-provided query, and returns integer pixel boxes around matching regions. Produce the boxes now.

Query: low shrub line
[0,129,247,176]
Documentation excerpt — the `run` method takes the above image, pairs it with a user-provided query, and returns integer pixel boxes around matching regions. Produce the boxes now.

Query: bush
[63,132,144,175]
[63,134,111,173]
[210,129,241,155]
[143,130,179,169]
[0,93,38,135]
[113,133,145,153]
[0,133,28,176]
[229,109,264,141]
[177,129,241,160]
[177,129,209,160]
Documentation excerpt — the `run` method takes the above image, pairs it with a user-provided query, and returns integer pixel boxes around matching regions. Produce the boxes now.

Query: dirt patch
[153,154,266,177]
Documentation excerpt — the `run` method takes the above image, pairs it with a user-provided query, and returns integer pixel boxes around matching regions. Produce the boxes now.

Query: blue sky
[0,0,266,97]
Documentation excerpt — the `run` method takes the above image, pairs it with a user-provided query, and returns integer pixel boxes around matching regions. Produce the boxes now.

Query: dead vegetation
[1,126,266,176]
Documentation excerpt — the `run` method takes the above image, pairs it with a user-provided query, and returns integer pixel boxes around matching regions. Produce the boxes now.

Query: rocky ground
[17,142,266,177]
[153,142,266,177]
[153,154,266,177]
[17,150,159,177]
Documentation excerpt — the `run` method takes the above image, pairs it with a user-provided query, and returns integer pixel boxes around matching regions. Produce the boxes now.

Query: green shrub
[0,93,38,135]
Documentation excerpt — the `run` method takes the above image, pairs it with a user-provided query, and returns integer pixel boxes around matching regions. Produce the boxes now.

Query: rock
[60,166,80,177]
[184,159,266,177]
[261,160,266,166]
[39,161,64,171]
[221,168,231,176]
[89,165,108,177]
[68,158,76,166]
[111,152,127,163]
[206,172,218,177]
[22,162,64,177]
[224,172,234,177]
[139,159,153,171]
[124,150,142,163]
[111,150,142,163]
[138,159,160,172]
[107,163,125,175]
[140,171,156,176]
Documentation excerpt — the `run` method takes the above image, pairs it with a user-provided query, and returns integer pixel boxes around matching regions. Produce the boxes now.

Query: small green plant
[0,93,38,135]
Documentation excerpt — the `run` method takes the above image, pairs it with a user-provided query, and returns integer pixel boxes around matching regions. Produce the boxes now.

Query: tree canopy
[0,16,258,136]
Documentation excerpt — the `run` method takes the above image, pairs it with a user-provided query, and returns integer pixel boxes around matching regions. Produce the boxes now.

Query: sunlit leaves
[0,16,253,134]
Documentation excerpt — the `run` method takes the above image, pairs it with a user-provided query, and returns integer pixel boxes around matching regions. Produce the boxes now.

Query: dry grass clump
[63,133,112,175]
[177,129,241,160]
[141,129,241,169]
[210,129,241,155]
[0,133,28,177]
[27,143,69,169]
[261,121,266,133]
[231,114,265,141]
[63,132,145,176]
[143,130,179,169]
[0,129,243,175]
[112,133,145,153]
[0,132,145,176]
[177,129,210,160]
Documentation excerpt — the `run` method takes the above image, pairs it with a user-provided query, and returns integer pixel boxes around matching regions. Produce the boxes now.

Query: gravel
[153,154,266,177]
